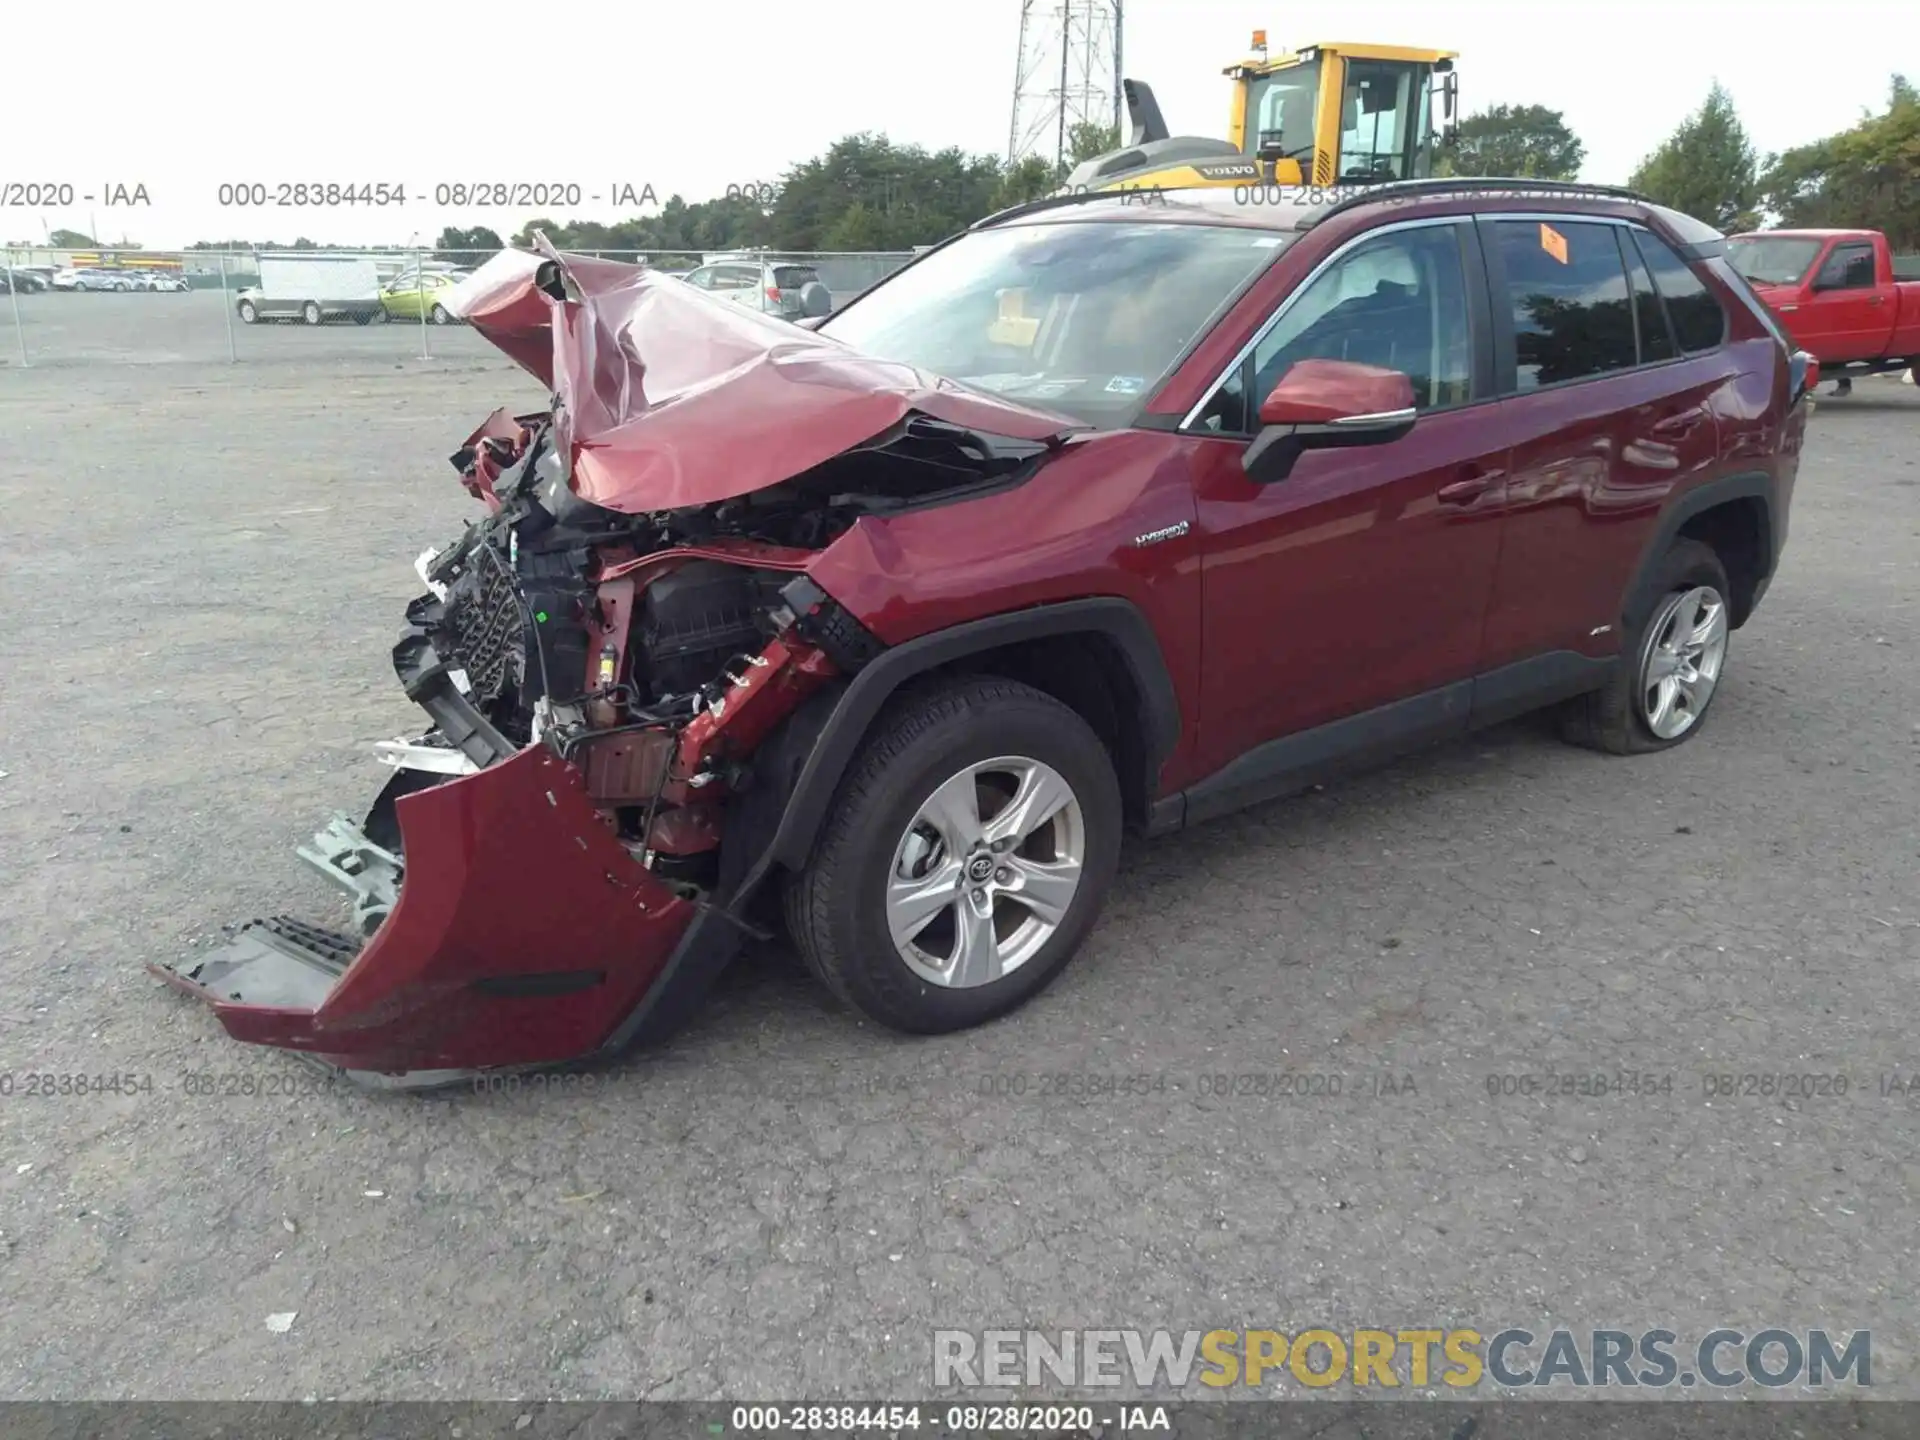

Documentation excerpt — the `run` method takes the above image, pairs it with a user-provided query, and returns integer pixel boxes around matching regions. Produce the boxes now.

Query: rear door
[1477,215,1734,679]
[1802,240,1893,361]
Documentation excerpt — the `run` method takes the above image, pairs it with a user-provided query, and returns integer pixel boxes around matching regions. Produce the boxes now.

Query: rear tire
[784,676,1121,1034]
[1560,538,1731,755]
[302,301,323,326]
[430,303,451,325]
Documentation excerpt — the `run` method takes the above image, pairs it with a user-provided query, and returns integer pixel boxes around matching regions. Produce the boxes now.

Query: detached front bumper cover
[152,742,697,1079]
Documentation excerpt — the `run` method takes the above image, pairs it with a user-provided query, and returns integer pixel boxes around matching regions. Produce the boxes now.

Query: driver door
[1800,240,1888,362]
[1184,218,1510,791]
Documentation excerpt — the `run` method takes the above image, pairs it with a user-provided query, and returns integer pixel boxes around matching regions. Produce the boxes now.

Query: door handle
[1867,295,1886,306]
[1437,475,1493,506]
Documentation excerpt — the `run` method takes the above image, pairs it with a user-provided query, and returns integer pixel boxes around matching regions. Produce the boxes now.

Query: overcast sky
[9,0,1917,250]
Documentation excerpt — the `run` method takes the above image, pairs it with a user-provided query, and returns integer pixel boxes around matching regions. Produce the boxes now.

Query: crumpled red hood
[446,243,1080,513]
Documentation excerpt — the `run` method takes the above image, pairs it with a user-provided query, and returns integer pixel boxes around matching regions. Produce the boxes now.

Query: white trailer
[235,254,384,325]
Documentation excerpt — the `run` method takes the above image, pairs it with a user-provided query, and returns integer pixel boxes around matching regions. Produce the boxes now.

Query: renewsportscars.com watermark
[934,1328,1872,1391]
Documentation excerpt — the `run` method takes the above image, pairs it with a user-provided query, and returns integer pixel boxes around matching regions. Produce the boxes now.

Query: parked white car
[54,268,123,291]
[53,267,133,291]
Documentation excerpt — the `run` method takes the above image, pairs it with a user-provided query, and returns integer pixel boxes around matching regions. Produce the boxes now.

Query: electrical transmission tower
[1007,0,1124,168]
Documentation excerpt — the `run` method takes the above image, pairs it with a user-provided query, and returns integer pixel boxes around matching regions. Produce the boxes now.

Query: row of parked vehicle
[0,265,191,293]
[225,253,839,327]
[0,265,59,293]
[232,258,476,325]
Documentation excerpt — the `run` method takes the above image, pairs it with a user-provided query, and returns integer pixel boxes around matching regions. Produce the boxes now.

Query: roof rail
[971,187,1129,230]
[1296,176,1653,230]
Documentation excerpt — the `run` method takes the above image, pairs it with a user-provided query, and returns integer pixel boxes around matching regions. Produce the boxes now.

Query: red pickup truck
[1726,228,1920,394]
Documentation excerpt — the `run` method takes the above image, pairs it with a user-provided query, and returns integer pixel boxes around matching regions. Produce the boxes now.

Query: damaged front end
[154,244,1073,1083]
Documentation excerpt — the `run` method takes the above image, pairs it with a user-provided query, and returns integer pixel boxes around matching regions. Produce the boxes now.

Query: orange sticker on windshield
[1540,223,1569,264]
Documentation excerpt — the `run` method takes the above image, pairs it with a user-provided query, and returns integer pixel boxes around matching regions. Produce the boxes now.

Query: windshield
[1726,237,1824,287]
[819,220,1289,426]
[1243,59,1322,159]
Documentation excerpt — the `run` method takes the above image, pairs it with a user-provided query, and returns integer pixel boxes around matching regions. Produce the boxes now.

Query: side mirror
[1243,359,1417,482]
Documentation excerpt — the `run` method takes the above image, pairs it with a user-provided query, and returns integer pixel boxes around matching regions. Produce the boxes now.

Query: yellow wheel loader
[1064,34,1459,194]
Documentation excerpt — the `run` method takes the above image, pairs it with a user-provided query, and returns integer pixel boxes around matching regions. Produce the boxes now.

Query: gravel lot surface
[1,322,1916,1404]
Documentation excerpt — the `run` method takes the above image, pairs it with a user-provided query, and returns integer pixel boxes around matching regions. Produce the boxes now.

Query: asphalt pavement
[0,314,1916,1403]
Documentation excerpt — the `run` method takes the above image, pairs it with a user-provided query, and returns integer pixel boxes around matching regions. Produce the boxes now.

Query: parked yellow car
[379,269,468,323]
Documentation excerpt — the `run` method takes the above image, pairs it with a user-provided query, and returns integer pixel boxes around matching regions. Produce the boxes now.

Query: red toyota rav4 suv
[160,180,1815,1083]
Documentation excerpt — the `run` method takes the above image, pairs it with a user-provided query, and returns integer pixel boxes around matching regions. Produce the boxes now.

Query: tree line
[1443,75,1917,246]
[445,78,1919,255]
[48,124,1113,264]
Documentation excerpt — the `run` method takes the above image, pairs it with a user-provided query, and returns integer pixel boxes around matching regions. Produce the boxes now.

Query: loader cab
[1230,40,1457,186]
[1056,34,1458,196]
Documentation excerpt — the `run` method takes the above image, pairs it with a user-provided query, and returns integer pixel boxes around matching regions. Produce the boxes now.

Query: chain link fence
[10,244,1915,375]
[0,247,919,369]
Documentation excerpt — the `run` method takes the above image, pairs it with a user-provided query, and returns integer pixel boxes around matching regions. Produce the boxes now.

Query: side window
[715,265,758,291]
[1492,219,1636,389]
[1816,242,1876,290]
[1197,363,1249,434]
[1708,256,1792,350]
[1226,225,1471,430]
[1620,229,1677,364]
[1632,231,1727,354]
[684,267,714,289]
[1190,226,1472,434]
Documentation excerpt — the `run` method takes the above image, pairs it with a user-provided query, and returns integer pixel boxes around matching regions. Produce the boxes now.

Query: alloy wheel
[886,756,1085,989]
[1638,585,1728,740]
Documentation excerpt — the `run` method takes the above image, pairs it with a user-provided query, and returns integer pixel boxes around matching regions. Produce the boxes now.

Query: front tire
[237,299,258,324]
[302,301,323,326]
[1560,538,1731,754]
[784,676,1121,1034]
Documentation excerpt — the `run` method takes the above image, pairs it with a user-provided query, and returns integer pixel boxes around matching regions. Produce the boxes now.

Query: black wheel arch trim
[749,597,1181,890]
[1622,471,1775,633]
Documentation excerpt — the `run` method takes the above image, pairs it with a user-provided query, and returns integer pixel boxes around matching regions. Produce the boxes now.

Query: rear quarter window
[1708,256,1792,351]
[1632,231,1728,354]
